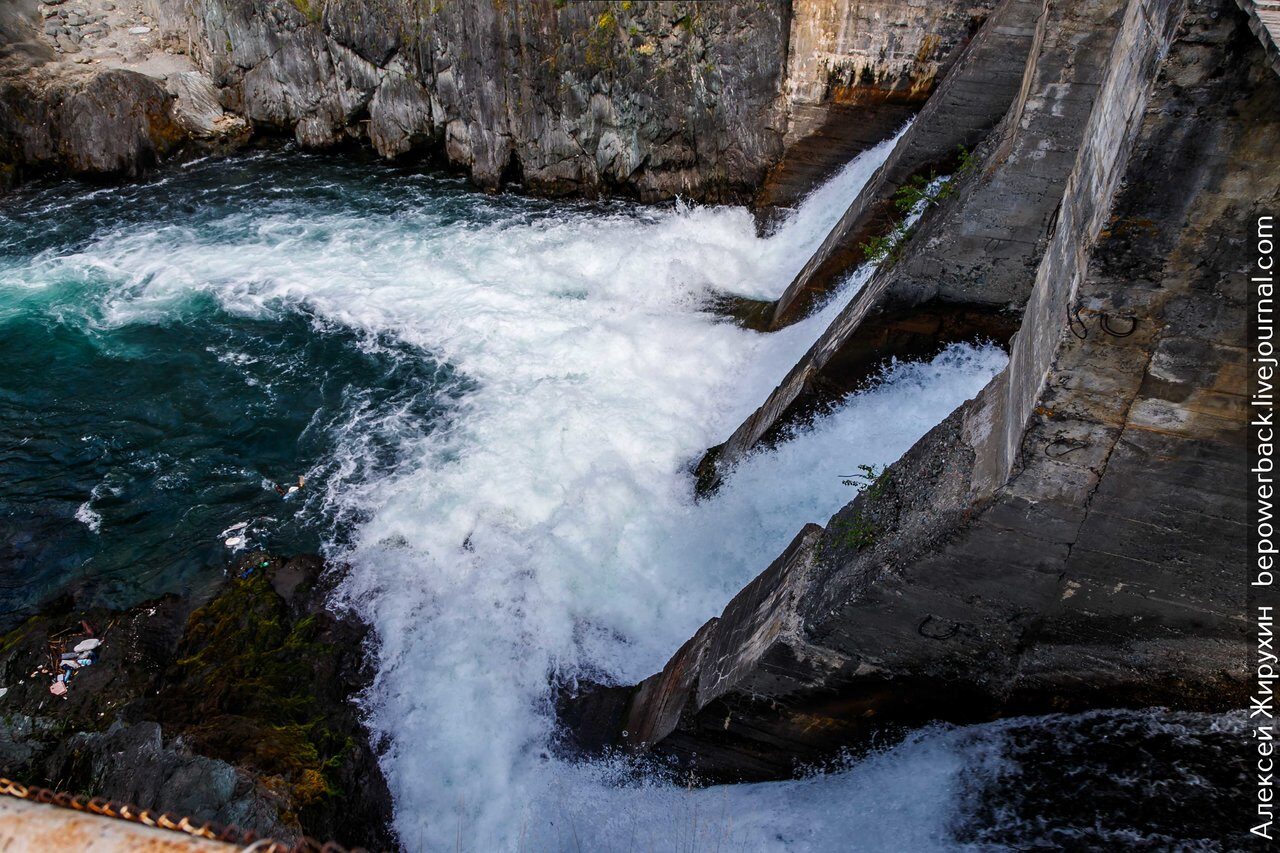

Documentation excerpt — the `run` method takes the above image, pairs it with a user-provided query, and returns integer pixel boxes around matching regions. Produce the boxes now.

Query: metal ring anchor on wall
[1045,437,1088,458]
[1099,313,1138,337]
[1068,304,1088,339]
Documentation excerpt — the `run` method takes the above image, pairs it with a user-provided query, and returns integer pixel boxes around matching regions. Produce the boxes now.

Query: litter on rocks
[239,559,271,580]
[43,620,109,698]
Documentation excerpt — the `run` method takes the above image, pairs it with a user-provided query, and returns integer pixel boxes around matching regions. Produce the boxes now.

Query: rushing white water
[293,133,1004,850]
[7,128,1018,849]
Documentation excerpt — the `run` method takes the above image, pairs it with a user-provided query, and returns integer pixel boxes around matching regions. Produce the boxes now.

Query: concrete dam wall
[562,0,1276,780]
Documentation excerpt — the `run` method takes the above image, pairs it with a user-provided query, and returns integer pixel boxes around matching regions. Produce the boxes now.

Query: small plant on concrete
[861,232,903,264]
[893,171,955,215]
[860,161,967,267]
[822,465,891,552]
[842,463,889,498]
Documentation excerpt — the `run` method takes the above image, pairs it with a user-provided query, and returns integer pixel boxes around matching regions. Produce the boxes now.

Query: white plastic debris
[73,638,101,653]
[128,25,150,34]
[225,535,245,548]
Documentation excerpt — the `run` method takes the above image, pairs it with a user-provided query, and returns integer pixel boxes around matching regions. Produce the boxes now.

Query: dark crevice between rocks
[499,145,525,190]
[694,300,1021,497]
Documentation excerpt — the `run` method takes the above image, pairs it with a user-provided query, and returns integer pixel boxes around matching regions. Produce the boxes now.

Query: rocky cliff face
[171,0,1003,201]
[0,0,247,189]
[563,0,1272,780]
[158,0,792,201]
[1,0,999,201]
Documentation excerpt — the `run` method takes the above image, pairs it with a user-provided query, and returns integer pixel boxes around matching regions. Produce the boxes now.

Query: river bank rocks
[1,0,1003,201]
[0,554,393,850]
[0,0,247,189]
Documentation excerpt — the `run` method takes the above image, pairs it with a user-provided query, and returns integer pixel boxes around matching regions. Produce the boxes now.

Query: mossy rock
[0,553,392,850]
[158,554,390,845]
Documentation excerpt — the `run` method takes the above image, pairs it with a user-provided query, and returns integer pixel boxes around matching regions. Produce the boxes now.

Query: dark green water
[0,154,479,627]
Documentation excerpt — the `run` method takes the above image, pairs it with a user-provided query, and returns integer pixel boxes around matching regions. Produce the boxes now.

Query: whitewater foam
[74,500,102,533]
[3,129,1022,850]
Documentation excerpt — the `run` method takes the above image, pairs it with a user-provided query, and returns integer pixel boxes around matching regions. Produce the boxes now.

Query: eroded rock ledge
[2,0,1001,201]
[0,0,248,189]
[562,0,1273,781]
[0,553,393,850]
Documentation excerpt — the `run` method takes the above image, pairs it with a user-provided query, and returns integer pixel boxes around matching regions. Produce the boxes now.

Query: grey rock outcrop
[0,67,186,186]
[166,68,247,138]
[563,0,1271,780]
[0,0,248,189]
[0,554,393,849]
[45,722,287,834]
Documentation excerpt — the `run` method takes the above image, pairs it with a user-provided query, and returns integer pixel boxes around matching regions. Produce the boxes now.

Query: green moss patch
[161,565,350,810]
